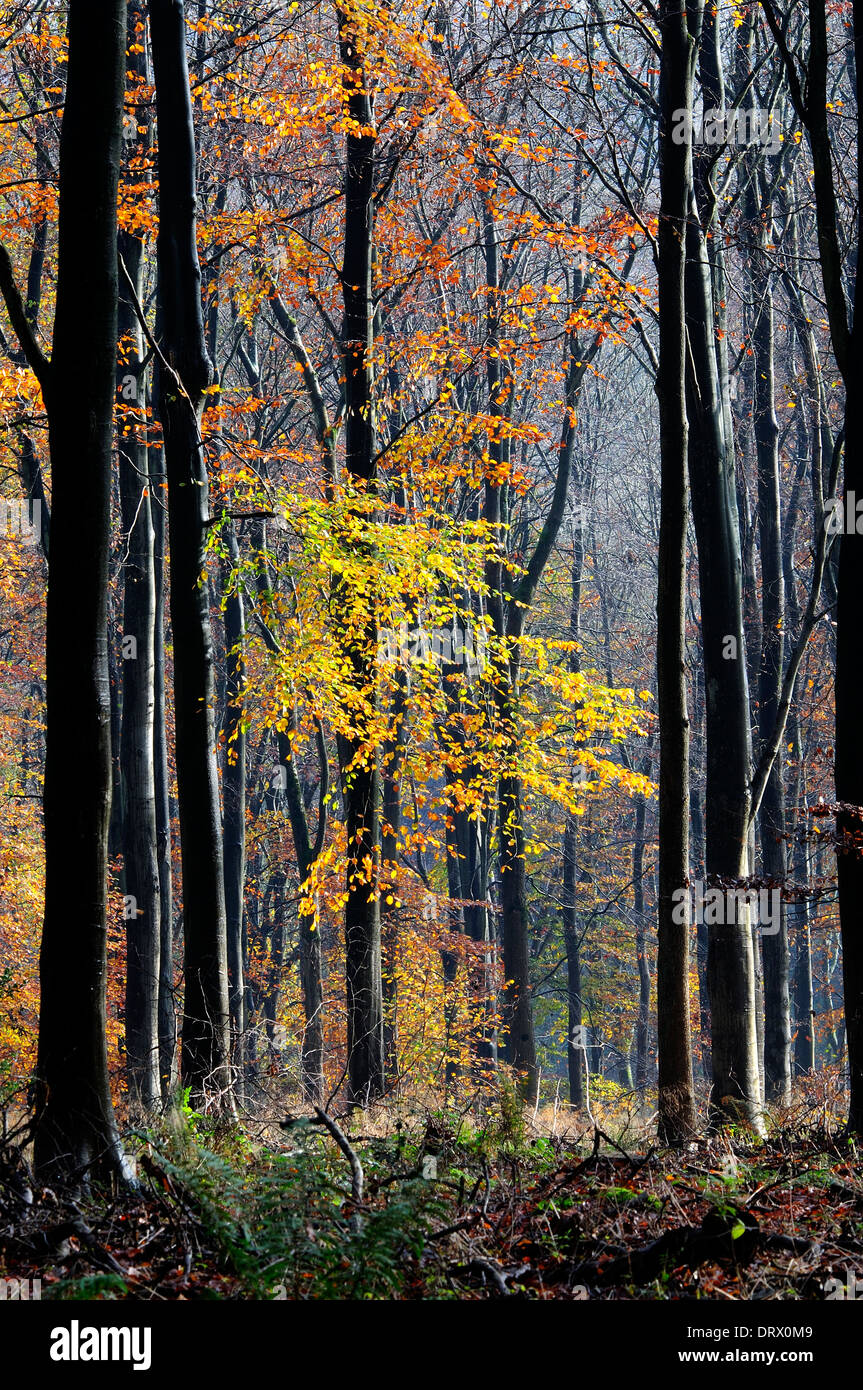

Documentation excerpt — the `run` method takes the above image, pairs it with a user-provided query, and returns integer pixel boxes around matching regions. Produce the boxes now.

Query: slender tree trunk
[563,514,590,1108]
[278,724,326,1103]
[338,6,384,1105]
[381,664,408,1085]
[655,0,698,1144]
[689,663,710,1080]
[27,0,131,1182]
[563,817,584,1108]
[761,0,863,1132]
[832,0,863,1133]
[441,618,497,1070]
[685,25,762,1127]
[150,0,232,1113]
[118,215,161,1110]
[788,708,815,1075]
[747,172,790,1104]
[221,523,246,1084]
[152,435,176,1097]
[633,754,651,1096]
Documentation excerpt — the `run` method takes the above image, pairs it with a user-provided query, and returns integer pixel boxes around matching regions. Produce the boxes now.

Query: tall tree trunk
[150,0,232,1112]
[789,707,815,1075]
[118,218,161,1110]
[441,612,497,1069]
[563,507,590,1108]
[762,0,863,1132]
[684,11,762,1133]
[20,0,131,1181]
[115,0,161,1111]
[831,0,863,1137]
[655,0,698,1145]
[746,159,790,1104]
[338,6,384,1105]
[381,664,408,1085]
[152,434,176,1097]
[689,662,710,1079]
[633,753,651,1096]
[221,523,246,1085]
[563,816,584,1108]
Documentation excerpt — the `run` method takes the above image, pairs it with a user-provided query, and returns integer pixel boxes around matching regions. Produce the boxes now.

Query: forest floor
[2,1089,862,1300]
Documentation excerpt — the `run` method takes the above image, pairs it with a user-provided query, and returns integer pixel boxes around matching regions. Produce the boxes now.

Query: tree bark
[633,753,652,1096]
[761,0,863,1134]
[118,219,161,1111]
[150,0,232,1112]
[747,162,790,1104]
[26,0,131,1182]
[684,10,762,1132]
[152,434,176,1097]
[337,5,385,1105]
[829,0,863,1137]
[655,0,698,1144]
[221,523,246,1085]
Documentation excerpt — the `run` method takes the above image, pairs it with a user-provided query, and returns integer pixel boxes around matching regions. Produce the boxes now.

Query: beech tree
[655,0,697,1144]
[150,0,232,1112]
[0,0,131,1181]
[118,0,161,1111]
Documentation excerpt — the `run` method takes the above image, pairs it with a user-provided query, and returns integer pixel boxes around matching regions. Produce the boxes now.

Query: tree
[0,0,132,1182]
[149,0,232,1113]
[336,3,385,1106]
[761,0,863,1133]
[655,0,697,1144]
[118,0,161,1111]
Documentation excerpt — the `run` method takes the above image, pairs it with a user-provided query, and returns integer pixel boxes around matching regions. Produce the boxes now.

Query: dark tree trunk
[830,0,863,1137]
[633,753,651,1096]
[761,0,863,1130]
[442,809,464,1092]
[478,168,538,1100]
[152,435,176,1097]
[655,0,698,1144]
[689,663,710,1079]
[25,0,131,1182]
[684,12,762,1131]
[278,724,326,1103]
[563,817,584,1108]
[337,6,385,1106]
[149,0,232,1112]
[563,508,590,1108]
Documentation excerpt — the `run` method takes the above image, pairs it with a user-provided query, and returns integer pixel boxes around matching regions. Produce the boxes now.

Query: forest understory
[3,1080,862,1302]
